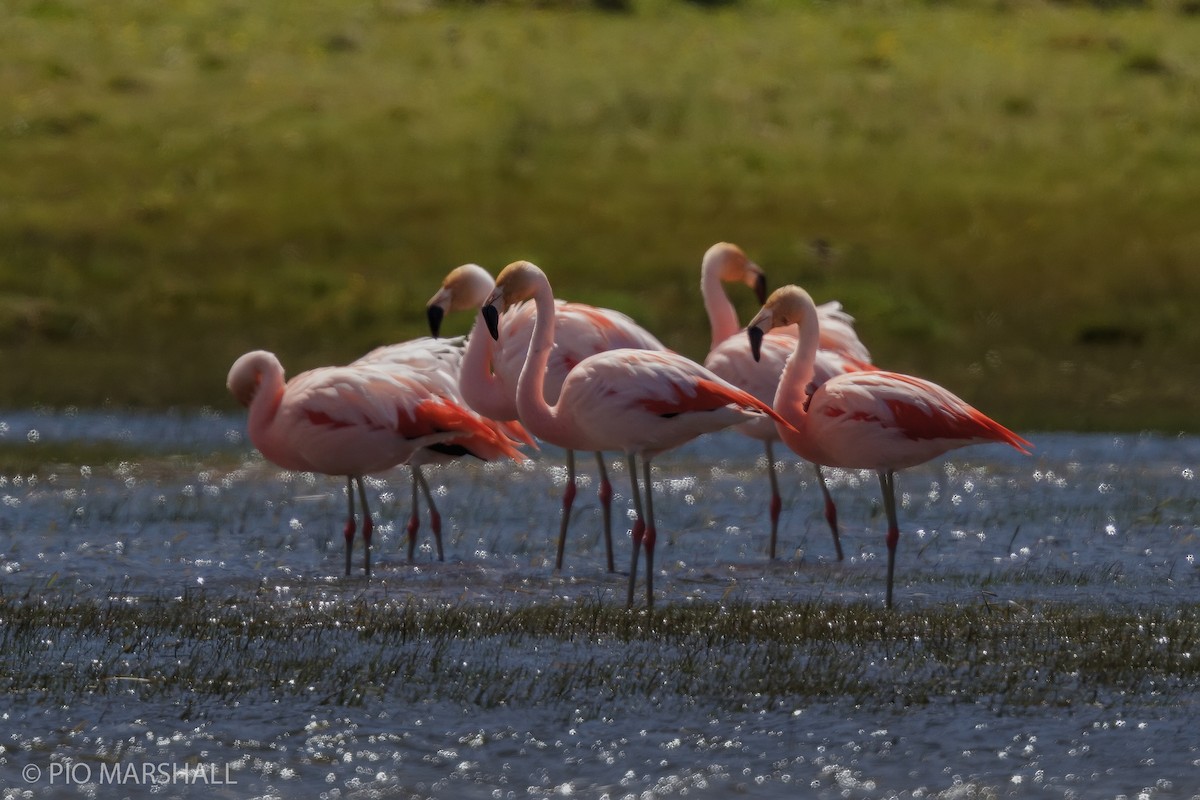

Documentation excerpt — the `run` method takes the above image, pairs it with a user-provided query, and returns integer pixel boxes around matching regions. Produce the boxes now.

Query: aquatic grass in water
[1,418,1199,796]
[3,589,1197,718]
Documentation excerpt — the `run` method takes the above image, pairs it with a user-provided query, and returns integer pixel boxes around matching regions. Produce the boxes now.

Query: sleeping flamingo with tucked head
[227,349,524,576]
[482,260,795,608]
[350,336,531,561]
[426,263,665,574]
[746,285,1032,608]
[699,242,874,561]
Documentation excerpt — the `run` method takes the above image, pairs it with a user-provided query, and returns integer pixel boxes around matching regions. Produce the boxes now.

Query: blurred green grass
[2,0,1198,431]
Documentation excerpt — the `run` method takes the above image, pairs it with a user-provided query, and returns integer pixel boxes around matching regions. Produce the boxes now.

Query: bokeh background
[3,0,1198,432]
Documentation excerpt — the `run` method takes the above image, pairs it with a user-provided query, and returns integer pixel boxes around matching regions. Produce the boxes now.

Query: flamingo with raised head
[699,242,873,560]
[482,260,795,608]
[746,285,1032,608]
[227,350,524,576]
[426,263,665,573]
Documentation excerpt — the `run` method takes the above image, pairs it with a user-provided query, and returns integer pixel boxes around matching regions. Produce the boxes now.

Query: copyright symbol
[23,764,41,783]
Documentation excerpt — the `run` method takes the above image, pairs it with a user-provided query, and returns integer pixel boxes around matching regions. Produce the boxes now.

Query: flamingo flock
[228,244,1031,608]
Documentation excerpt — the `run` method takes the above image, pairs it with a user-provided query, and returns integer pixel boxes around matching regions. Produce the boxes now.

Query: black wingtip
[482,303,501,340]
[748,325,764,362]
[426,304,445,338]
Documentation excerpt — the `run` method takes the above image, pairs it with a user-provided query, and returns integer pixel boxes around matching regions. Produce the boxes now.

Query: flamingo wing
[281,368,458,474]
[808,371,1032,470]
[815,300,873,363]
[557,302,666,353]
[352,337,465,397]
[564,350,785,454]
[704,330,794,442]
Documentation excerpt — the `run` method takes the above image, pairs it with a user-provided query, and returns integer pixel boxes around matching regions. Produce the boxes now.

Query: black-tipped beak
[482,303,501,340]
[753,273,768,305]
[426,304,445,338]
[748,325,764,362]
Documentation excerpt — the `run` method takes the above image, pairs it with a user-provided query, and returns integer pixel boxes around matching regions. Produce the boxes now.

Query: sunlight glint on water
[0,411,1198,798]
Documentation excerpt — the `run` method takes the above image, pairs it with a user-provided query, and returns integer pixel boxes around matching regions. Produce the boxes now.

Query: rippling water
[1,408,1198,798]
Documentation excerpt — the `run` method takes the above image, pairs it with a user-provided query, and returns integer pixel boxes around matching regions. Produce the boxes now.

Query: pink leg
[816,464,844,561]
[406,471,420,563]
[414,467,444,562]
[556,450,578,570]
[641,457,657,609]
[343,477,356,577]
[625,454,645,609]
[355,477,374,578]
[878,470,899,609]
[765,441,781,559]
[595,452,615,573]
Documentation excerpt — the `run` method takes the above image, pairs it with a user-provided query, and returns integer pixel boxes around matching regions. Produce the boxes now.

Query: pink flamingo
[227,350,524,576]
[746,285,1032,608]
[699,242,873,560]
[351,336,532,561]
[482,261,796,608]
[426,263,665,573]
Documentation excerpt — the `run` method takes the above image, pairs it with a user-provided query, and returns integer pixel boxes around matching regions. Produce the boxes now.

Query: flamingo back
[802,370,1032,471]
[564,349,782,456]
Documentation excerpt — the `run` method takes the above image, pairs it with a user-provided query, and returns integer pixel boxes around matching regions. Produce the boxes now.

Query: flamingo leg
[765,441,781,560]
[816,464,844,561]
[878,469,899,609]
[356,476,374,578]
[642,456,657,610]
[555,449,578,570]
[415,466,444,562]
[625,453,645,609]
[406,469,420,562]
[595,451,615,573]
[343,477,356,577]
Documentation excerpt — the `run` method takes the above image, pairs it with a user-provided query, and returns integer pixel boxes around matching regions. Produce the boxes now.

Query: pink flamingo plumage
[351,336,532,561]
[746,285,1032,608]
[482,261,796,608]
[426,263,665,573]
[699,242,874,560]
[227,349,524,576]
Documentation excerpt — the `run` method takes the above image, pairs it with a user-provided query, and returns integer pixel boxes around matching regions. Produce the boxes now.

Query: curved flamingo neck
[515,277,572,443]
[248,372,307,470]
[702,263,740,348]
[460,310,517,421]
[774,305,822,448]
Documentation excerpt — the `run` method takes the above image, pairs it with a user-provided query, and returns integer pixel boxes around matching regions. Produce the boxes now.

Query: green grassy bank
[2,1,1198,432]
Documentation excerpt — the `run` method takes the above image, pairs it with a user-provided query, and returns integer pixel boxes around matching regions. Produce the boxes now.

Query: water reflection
[0,411,1198,797]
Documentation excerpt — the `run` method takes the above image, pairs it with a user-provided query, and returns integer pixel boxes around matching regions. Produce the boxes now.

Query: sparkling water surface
[1,408,1198,798]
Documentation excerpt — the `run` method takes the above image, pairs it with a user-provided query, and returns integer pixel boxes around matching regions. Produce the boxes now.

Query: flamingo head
[483,260,544,340]
[425,263,495,338]
[746,285,817,362]
[226,350,282,408]
[704,242,768,303]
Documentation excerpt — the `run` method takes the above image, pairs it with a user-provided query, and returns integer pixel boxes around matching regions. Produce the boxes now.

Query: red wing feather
[404,398,525,461]
[881,376,1032,454]
[639,378,796,432]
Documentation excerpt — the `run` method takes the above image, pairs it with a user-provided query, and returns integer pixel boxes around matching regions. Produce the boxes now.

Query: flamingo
[426,263,665,573]
[351,336,532,561]
[746,285,1032,608]
[482,260,796,608]
[226,350,524,576]
[699,242,874,560]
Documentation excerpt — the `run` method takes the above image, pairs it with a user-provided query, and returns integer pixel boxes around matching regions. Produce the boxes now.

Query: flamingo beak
[482,302,501,340]
[753,271,768,304]
[748,325,765,362]
[426,304,445,338]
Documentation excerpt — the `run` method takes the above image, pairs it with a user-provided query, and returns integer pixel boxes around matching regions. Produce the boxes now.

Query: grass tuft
[2,588,1197,717]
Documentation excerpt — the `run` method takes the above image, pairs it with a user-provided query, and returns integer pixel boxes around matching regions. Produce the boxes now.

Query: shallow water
[1,409,1198,798]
